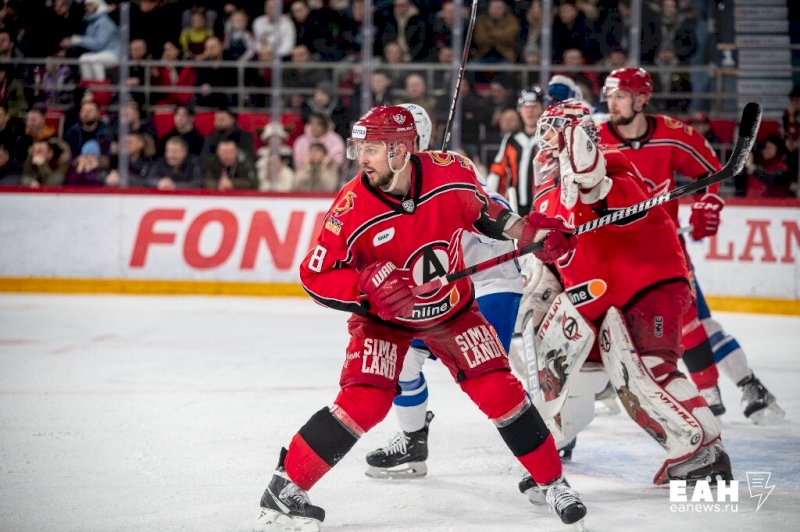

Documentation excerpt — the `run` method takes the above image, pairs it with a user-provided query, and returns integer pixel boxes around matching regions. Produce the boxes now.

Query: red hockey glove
[518,212,577,263]
[689,193,724,240]
[358,261,415,320]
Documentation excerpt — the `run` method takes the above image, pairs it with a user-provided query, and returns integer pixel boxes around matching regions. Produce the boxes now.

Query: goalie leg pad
[600,304,720,485]
[285,386,395,490]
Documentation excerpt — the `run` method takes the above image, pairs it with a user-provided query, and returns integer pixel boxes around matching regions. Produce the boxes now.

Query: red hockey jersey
[598,115,722,224]
[300,152,512,331]
[533,148,689,322]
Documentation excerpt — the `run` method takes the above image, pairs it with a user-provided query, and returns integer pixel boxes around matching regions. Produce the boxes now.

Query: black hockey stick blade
[412,103,762,296]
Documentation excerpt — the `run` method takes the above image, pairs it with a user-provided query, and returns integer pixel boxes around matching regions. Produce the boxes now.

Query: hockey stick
[439,0,479,151]
[413,102,761,296]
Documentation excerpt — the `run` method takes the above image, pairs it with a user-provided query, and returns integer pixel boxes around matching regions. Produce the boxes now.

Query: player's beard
[364,166,394,190]
[611,108,638,126]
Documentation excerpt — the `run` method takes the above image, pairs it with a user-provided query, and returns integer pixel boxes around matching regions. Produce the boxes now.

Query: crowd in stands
[0,0,796,197]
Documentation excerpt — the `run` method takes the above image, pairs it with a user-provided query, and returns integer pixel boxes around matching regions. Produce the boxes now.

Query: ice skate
[544,476,587,530]
[240,448,325,532]
[739,374,785,425]
[699,385,726,416]
[559,437,577,461]
[365,411,433,479]
[594,381,620,416]
[667,442,733,484]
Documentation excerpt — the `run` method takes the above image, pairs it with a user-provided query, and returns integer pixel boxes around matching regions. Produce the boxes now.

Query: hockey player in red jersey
[598,67,784,423]
[241,105,586,531]
[524,99,730,487]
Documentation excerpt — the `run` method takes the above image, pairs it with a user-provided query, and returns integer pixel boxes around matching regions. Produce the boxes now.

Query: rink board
[0,190,798,312]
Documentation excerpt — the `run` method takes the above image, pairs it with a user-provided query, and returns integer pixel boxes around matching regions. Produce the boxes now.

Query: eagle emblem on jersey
[333,191,357,217]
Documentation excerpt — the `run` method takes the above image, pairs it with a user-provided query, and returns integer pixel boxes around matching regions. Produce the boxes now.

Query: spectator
[21,108,57,158]
[655,0,696,64]
[522,0,543,53]
[599,0,659,63]
[151,39,198,106]
[651,43,691,113]
[0,28,22,64]
[379,41,406,85]
[159,105,205,156]
[738,136,792,198]
[688,112,719,145]
[60,0,121,81]
[302,81,349,138]
[376,0,432,62]
[181,2,220,33]
[551,0,600,63]
[148,136,203,190]
[485,78,515,142]
[126,39,150,105]
[290,0,348,62]
[432,1,466,51]
[194,37,238,108]
[497,107,522,136]
[0,143,21,185]
[224,10,257,61]
[432,45,455,94]
[21,138,71,187]
[202,109,255,159]
[123,101,158,157]
[0,103,24,163]
[292,111,345,171]
[560,48,600,96]
[473,0,521,63]
[63,101,113,160]
[520,42,542,87]
[294,142,339,191]
[204,139,257,191]
[23,0,84,58]
[106,133,154,187]
[256,122,295,191]
[180,10,215,58]
[398,73,437,125]
[245,45,274,108]
[338,0,363,59]
[0,66,27,118]
[253,0,296,59]
[434,76,491,154]
[31,57,78,108]
[131,0,182,61]
[65,139,107,186]
[347,69,395,124]
[783,86,800,184]
[284,44,331,93]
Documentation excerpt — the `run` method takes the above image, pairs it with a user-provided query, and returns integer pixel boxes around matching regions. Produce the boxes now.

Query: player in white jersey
[364,103,524,479]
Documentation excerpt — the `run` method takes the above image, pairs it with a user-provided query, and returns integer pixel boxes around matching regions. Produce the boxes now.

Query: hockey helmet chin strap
[379,144,411,193]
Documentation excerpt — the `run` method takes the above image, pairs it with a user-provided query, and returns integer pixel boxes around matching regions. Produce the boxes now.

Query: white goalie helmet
[399,103,432,151]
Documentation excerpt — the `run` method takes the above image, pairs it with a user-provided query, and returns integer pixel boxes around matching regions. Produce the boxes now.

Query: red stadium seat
[194,111,216,137]
[757,119,782,143]
[79,79,113,107]
[709,119,736,144]
[44,109,66,137]
[152,111,175,140]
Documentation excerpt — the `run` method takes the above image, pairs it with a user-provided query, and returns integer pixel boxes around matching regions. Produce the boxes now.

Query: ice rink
[0,294,797,532]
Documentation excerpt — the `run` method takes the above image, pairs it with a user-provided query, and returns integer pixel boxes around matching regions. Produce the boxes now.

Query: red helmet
[536,98,597,152]
[347,105,417,160]
[602,67,653,100]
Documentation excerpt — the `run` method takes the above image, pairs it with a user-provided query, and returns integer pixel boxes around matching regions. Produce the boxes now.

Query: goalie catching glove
[358,261,415,320]
[558,124,612,209]
[517,212,577,263]
[688,192,724,240]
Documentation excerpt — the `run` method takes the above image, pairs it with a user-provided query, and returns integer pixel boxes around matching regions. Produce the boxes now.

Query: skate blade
[594,398,620,416]
[572,518,586,532]
[749,402,786,425]
[522,487,547,505]
[239,510,321,532]
[365,462,427,479]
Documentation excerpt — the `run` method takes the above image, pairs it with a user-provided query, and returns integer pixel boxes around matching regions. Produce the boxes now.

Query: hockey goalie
[514,100,733,498]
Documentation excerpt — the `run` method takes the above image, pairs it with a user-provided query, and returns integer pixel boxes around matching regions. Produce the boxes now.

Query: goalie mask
[347,105,417,163]
[536,99,598,152]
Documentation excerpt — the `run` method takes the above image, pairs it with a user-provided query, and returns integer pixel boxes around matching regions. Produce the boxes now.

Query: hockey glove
[518,212,577,263]
[689,192,724,240]
[358,261,416,320]
[558,125,611,208]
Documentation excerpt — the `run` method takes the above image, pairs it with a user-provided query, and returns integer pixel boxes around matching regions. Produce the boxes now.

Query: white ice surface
[0,294,798,532]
